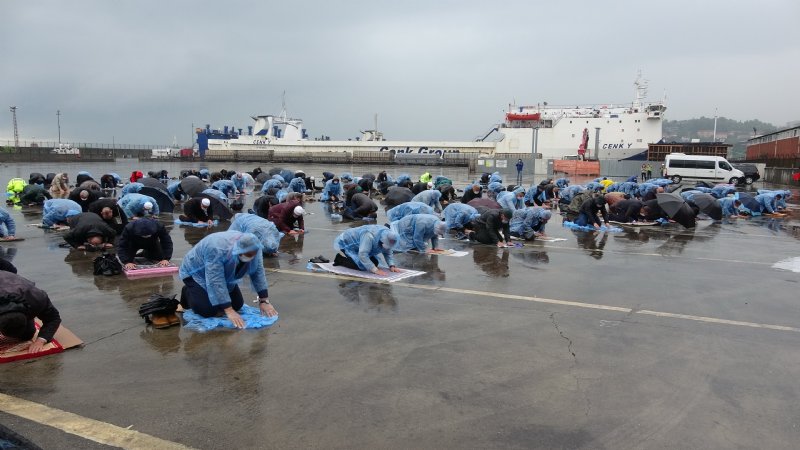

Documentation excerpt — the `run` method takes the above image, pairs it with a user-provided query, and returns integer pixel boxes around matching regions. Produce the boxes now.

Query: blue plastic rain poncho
[711,184,736,199]
[198,168,210,180]
[510,207,552,237]
[228,213,284,255]
[120,182,143,197]
[637,183,658,197]
[757,189,790,210]
[288,177,307,193]
[77,170,92,178]
[442,203,479,229]
[386,201,435,222]
[261,178,285,192]
[339,172,353,183]
[555,178,570,189]
[211,179,236,198]
[487,182,505,197]
[0,208,16,237]
[179,231,268,308]
[275,188,291,203]
[496,188,525,210]
[278,169,294,184]
[626,175,638,183]
[718,197,740,217]
[319,179,342,201]
[616,182,639,197]
[109,173,122,184]
[680,190,703,203]
[395,174,411,186]
[605,183,621,193]
[390,213,448,252]
[693,186,713,194]
[42,199,82,226]
[202,188,229,205]
[585,182,604,192]
[489,171,503,184]
[559,185,585,203]
[754,194,777,214]
[167,181,185,201]
[524,185,546,205]
[230,173,246,193]
[411,189,443,213]
[333,225,396,272]
[648,178,673,187]
[433,176,452,188]
[117,193,160,218]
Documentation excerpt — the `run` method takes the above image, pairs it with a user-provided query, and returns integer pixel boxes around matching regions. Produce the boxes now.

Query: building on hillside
[646,142,733,162]
[746,125,800,166]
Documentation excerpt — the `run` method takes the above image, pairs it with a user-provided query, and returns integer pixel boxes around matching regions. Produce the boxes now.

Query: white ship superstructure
[197,74,665,161]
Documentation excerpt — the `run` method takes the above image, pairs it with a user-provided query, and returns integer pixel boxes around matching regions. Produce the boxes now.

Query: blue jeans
[576,212,592,227]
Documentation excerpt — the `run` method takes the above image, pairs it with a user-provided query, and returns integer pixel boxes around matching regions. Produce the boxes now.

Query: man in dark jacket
[88,198,128,234]
[251,195,271,220]
[68,188,101,212]
[268,200,305,234]
[609,198,644,223]
[343,192,378,220]
[411,181,431,195]
[0,271,62,354]
[460,184,482,203]
[180,197,213,225]
[62,213,117,250]
[468,208,512,247]
[19,184,51,205]
[576,195,609,229]
[117,217,173,270]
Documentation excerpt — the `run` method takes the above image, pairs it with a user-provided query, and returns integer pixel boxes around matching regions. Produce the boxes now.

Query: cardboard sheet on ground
[174,219,219,228]
[409,249,469,257]
[181,304,278,332]
[0,237,24,242]
[0,324,82,363]
[28,223,70,231]
[124,262,179,278]
[609,221,659,227]
[313,262,426,282]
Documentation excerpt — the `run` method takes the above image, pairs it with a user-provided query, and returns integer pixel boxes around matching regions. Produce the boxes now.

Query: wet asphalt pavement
[1,167,800,449]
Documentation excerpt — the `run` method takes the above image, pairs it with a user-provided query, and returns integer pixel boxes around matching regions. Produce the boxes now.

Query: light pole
[57,110,61,144]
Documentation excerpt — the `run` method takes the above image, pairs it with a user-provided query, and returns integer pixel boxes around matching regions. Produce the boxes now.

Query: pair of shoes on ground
[309,255,330,264]
[150,312,180,329]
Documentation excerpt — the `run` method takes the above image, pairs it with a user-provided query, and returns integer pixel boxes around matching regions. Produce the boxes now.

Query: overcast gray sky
[2,0,799,147]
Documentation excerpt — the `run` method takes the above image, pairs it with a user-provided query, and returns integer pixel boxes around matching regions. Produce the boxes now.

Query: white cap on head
[143,201,153,210]
[293,206,305,216]
[201,198,211,207]
[427,182,434,189]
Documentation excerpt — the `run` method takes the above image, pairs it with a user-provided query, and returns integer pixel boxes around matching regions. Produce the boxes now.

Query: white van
[664,153,745,184]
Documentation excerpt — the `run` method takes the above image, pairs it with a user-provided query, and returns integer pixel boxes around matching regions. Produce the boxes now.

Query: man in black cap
[468,208,512,248]
[117,217,173,270]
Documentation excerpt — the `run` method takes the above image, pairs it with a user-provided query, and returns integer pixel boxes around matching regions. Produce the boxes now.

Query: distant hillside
[662,117,778,159]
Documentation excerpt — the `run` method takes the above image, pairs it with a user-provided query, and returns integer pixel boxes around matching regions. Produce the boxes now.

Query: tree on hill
[663,117,779,159]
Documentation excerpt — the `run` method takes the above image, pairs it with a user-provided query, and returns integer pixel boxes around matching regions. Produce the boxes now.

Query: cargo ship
[196,73,666,161]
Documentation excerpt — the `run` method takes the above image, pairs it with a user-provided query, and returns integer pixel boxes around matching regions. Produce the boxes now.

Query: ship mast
[633,70,648,109]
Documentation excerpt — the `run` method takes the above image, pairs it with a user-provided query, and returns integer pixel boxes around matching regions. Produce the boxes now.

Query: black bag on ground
[138,293,179,324]
[93,253,122,276]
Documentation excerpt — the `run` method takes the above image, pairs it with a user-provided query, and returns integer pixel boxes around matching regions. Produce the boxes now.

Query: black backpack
[138,294,179,324]
[93,253,122,276]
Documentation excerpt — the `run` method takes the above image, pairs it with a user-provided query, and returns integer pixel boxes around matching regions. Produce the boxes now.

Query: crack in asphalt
[84,324,141,346]
[550,312,591,417]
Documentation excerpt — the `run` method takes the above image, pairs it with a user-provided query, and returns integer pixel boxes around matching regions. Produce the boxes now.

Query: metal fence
[763,167,800,186]
[1,140,165,151]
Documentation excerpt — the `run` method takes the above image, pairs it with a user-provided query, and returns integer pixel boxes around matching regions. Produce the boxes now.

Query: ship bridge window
[637,139,642,143]
[571,134,575,138]
[637,128,640,132]
[619,120,622,123]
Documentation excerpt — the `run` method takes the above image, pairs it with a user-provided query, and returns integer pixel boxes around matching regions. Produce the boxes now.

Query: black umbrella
[382,186,414,208]
[139,177,166,189]
[139,186,175,213]
[467,198,502,210]
[671,203,697,228]
[197,193,233,220]
[695,181,713,188]
[268,167,284,176]
[255,172,271,184]
[180,176,206,197]
[691,193,722,220]
[735,192,760,212]
[656,192,686,218]
[362,173,376,182]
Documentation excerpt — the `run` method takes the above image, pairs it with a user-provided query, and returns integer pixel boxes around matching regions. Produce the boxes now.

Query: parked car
[664,153,745,185]
[732,163,760,185]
